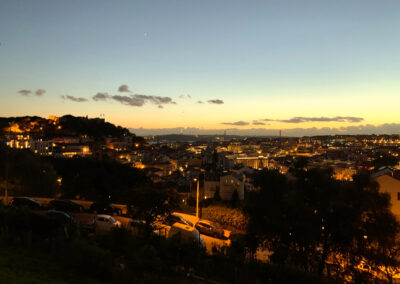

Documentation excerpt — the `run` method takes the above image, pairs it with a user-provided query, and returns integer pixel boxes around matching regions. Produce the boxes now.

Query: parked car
[46,210,76,225]
[167,222,205,247]
[195,220,225,239]
[46,210,78,237]
[89,202,122,216]
[163,213,194,227]
[9,197,42,210]
[48,199,83,213]
[93,214,121,232]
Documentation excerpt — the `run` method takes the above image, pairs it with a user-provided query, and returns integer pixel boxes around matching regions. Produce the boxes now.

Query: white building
[375,174,400,217]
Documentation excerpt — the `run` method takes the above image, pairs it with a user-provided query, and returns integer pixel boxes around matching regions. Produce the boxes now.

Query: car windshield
[182,218,193,227]
[201,221,216,229]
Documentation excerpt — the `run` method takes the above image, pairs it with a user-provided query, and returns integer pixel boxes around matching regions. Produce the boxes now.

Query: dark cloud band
[92,93,176,107]
[207,99,224,104]
[221,121,249,126]
[18,89,46,96]
[62,95,88,102]
[263,116,364,123]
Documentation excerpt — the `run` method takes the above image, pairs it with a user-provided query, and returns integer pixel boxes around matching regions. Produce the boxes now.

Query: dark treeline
[0,145,179,224]
[0,145,58,197]
[246,166,400,282]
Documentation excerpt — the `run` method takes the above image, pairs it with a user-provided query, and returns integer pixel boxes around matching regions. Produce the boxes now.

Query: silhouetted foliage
[59,115,129,139]
[231,189,239,208]
[213,186,221,201]
[49,157,150,202]
[245,168,399,281]
[0,145,58,197]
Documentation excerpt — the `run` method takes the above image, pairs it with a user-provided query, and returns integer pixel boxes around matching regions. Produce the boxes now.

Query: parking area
[4,196,232,254]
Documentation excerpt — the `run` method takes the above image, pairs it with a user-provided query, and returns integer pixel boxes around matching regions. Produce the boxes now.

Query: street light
[194,178,199,218]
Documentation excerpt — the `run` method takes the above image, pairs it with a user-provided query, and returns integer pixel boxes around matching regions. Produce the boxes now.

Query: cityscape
[1,1,400,283]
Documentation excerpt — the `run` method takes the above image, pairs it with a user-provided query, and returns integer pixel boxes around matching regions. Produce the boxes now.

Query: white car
[93,214,121,232]
[167,222,205,247]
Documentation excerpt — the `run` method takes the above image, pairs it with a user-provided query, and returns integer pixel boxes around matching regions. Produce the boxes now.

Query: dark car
[195,220,225,239]
[163,214,193,227]
[48,199,83,213]
[46,210,76,225]
[89,202,122,216]
[9,197,42,210]
[46,210,78,237]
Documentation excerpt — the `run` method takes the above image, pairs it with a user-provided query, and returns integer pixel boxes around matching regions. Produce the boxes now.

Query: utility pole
[4,149,8,205]
[194,178,199,218]
[4,125,10,205]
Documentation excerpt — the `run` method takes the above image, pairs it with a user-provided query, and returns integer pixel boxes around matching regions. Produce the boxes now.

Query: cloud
[102,94,176,107]
[221,121,250,126]
[92,92,111,101]
[158,105,164,109]
[207,99,224,104]
[18,89,32,96]
[112,95,144,106]
[134,94,176,105]
[179,94,191,99]
[197,100,204,104]
[263,116,364,123]
[280,116,364,123]
[35,89,46,96]
[252,120,266,125]
[61,95,88,102]
[118,84,131,92]
[18,89,46,96]
[93,88,177,107]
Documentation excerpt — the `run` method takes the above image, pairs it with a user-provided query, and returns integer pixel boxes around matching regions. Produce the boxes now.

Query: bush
[201,205,247,232]
[67,239,114,279]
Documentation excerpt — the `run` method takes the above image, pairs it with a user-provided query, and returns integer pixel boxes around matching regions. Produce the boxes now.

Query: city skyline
[1,0,400,135]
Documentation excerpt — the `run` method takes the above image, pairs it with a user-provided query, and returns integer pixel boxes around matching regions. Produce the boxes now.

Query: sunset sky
[1,0,400,136]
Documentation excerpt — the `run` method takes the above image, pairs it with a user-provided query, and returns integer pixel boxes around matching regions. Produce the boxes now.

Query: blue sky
[1,0,400,135]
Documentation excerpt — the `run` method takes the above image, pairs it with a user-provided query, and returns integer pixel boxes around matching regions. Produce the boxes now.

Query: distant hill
[0,115,134,140]
[152,134,244,142]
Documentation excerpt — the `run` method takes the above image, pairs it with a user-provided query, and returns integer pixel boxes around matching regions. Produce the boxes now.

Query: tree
[127,184,180,226]
[245,168,400,281]
[231,189,239,208]
[213,186,221,201]
[49,157,149,202]
[0,145,58,197]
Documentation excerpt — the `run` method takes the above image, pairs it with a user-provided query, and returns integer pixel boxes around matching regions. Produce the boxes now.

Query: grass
[0,247,109,284]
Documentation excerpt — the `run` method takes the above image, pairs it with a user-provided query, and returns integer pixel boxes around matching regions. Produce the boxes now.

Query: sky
[1,0,400,136]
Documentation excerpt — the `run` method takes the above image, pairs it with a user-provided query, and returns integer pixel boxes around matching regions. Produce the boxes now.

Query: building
[219,174,245,201]
[30,139,53,155]
[375,174,400,217]
[204,180,219,199]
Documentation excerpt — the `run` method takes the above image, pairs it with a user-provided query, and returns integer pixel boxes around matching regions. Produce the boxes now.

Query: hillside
[0,115,134,140]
